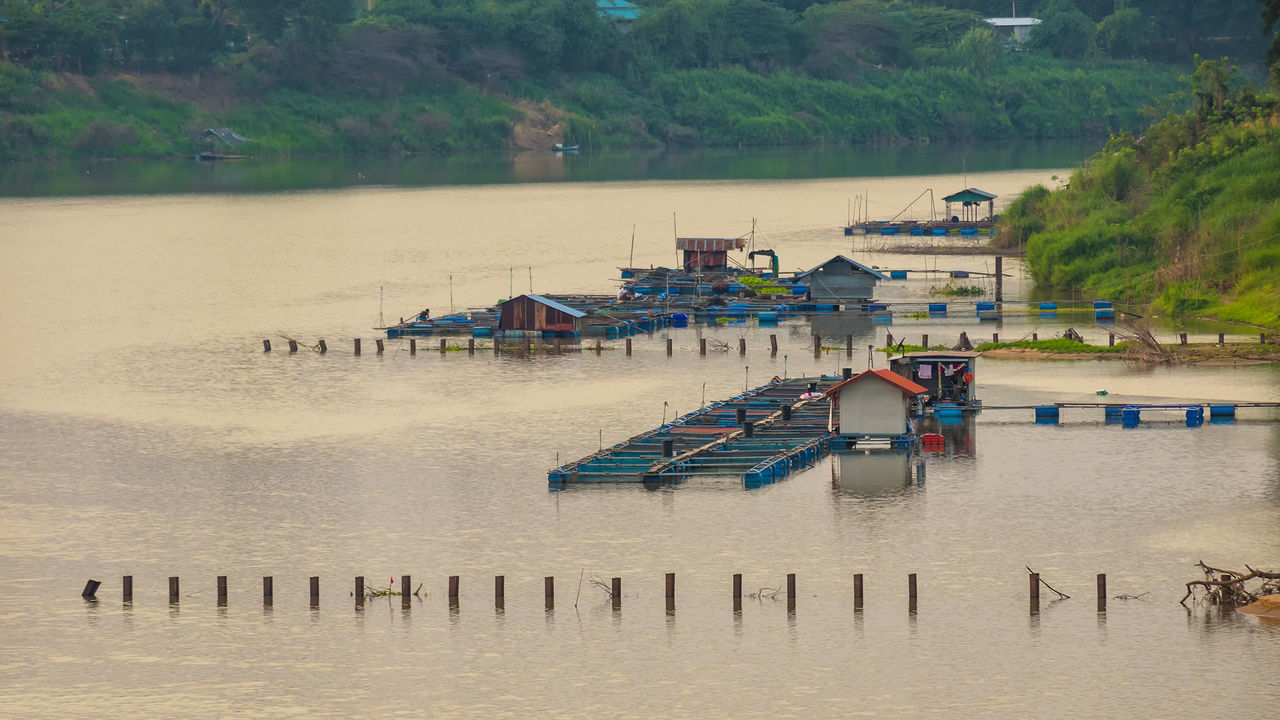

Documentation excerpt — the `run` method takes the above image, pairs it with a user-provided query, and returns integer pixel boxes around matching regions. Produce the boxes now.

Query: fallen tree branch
[1027,566,1071,599]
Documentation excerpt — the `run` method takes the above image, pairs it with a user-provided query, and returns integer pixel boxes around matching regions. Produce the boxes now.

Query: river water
[1,146,1277,718]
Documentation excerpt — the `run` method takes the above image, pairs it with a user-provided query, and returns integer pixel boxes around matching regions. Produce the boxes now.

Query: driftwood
[1061,327,1085,343]
[952,331,973,351]
[1111,320,1173,363]
[1026,566,1071,599]
[1180,561,1280,607]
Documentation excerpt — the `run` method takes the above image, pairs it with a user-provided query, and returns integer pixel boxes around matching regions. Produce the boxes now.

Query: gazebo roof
[942,188,997,203]
[794,255,890,281]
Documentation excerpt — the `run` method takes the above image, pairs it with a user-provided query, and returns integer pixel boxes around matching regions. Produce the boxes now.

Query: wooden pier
[548,377,843,486]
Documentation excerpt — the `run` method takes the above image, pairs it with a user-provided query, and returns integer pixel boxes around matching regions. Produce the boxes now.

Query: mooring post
[854,573,864,611]
[787,573,796,614]
[376,338,384,354]
[1180,332,1187,345]
[440,339,447,353]
[495,575,505,610]
[770,334,778,355]
[1097,573,1107,613]
[354,338,361,355]
[1218,332,1225,345]
[995,256,1003,302]
[813,334,821,354]
[662,439,674,457]
[993,332,999,343]
[545,576,554,611]
[123,575,133,603]
[355,576,364,605]
[1262,333,1268,345]
[318,339,327,353]
[263,576,273,605]
[743,421,754,437]
[846,334,853,357]
[626,338,632,356]
[263,339,271,352]
[736,407,746,425]
[409,338,416,355]
[740,338,747,356]
[401,575,411,608]
[310,576,319,607]
[289,340,298,353]
[1030,572,1040,614]
[217,575,227,606]
[908,573,917,613]
[169,576,179,604]
[733,573,742,605]
[82,579,100,599]
[1109,333,1115,347]
[1032,332,1038,341]
[467,338,475,355]
[595,339,602,355]
[667,338,673,356]
[494,339,500,356]
[782,405,792,421]
[700,338,707,355]
[842,367,853,380]
[611,577,621,610]
[886,332,894,347]
[922,334,929,347]
[666,572,676,615]
[448,575,459,607]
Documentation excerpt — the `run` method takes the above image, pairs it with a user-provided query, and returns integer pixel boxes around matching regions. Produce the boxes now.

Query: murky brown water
[2,166,1278,718]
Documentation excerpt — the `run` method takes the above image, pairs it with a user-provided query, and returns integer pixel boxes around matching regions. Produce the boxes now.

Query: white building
[825,368,927,440]
[986,17,1041,43]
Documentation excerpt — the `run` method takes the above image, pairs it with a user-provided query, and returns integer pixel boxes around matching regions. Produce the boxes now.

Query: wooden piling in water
[770,334,778,355]
[409,338,416,355]
[318,339,327,354]
[854,573,864,610]
[1097,573,1107,613]
[813,334,821,354]
[440,339,447,353]
[494,339,500,356]
[1218,333,1225,345]
[1109,333,1115,347]
[595,339,602,355]
[626,338,632,356]
[1180,333,1188,345]
[169,576,179,603]
[289,340,298,353]
[787,573,796,613]
[733,573,742,612]
[545,576,554,611]
[1032,332,1037,341]
[611,577,621,609]
[310,576,319,606]
[1029,572,1040,613]
[449,575,459,607]
[82,579,100,599]
[263,576,273,604]
[217,575,227,605]
[846,334,853,357]
[355,576,364,605]
[667,338,673,356]
[401,575,411,608]
[495,575,504,610]
[993,332,999,343]
[886,332,894,347]
[666,572,675,614]
[995,256,1003,302]
[922,334,928,347]
[468,338,475,355]
[376,338,384,354]
[908,573,917,613]
[123,575,132,603]
[354,338,361,355]
[263,339,271,352]
[700,338,706,355]
[740,338,747,355]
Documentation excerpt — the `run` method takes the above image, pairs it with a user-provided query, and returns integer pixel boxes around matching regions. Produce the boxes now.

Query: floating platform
[549,377,845,487]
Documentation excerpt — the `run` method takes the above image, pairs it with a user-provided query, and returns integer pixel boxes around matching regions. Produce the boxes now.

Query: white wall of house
[838,381,909,436]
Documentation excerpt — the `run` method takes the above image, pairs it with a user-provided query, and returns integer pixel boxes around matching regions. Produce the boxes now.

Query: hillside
[994,58,1280,329]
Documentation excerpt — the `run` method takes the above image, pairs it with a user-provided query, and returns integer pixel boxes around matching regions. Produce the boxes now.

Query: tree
[954,26,999,76]
[1097,7,1148,59]
[1263,0,1280,87]
[1027,0,1095,60]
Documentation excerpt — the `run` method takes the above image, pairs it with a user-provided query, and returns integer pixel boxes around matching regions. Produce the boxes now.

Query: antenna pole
[449,274,454,313]
[629,224,636,268]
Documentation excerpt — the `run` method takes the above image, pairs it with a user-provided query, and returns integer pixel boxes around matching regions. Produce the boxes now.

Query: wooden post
[376,338,384,354]
[354,338,361,355]
[995,256,1003,302]
[448,575,459,607]
[993,332,999,343]
[467,338,475,355]
[263,339,271,352]
[787,573,796,613]
[1262,333,1268,345]
[743,421,754,438]
[401,575,411,608]
[1030,572,1040,613]
[908,573,917,613]
[263,576,273,605]
[700,338,706,355]
[595,339,602,355]
[318,339,327,354]
[440,339,447,353]
[495,575,505,610]
[1180,332,1187,345]
[1032,332,1038,341]
[736,407,746,425]
[781,405,792,421]
[217,575,227,605]
[355,576,364,605]
[732,573,742,606]
[123,575,133,603]
[310,576,319,606]
[1109,333,1115,347]
[169,576,179,603]
[813,334,821,354]
[82,579,100,599]
[1218,332,1225,345]
[1097,573,1107,613]
[289,340,298,353]
[494,338,500,356]
[770,334,778,355]
[662,439,674,457]
[922,334,928,348]
[846,334,853,357]
[626,338,632,356]
[665,572,675,615]
[611,577,621,609]
[667,338,673,356]
[886,332,894,347]
[739,338,746,355]
[545,576,554,611]
[409,338,416,355]
[853,573,864,611]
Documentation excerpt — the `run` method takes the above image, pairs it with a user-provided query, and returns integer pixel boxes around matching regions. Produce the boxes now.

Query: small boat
[196,151,247,161]
[552,144,579,152]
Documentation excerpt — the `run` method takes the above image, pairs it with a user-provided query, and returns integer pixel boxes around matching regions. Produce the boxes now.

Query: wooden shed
[497,294,586,334]
[888,351,981,407]
[825,369,927,439]
[795,255,890,304]
[676,237,745,271]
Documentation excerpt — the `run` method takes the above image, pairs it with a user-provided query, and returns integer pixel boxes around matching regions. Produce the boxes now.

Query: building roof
[597,0,643,20]
[675,237,746,252]
[893,351,983,360]
[825,368,928,398]
[192,127,250,146]
[942,188,997,203]
[521,294,587,318]
[985,17,1041,28]
[794,255,890,281]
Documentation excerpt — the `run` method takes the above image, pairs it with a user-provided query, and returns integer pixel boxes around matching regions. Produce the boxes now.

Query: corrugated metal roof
[598,0,643,20]
[825,368,928,398]
[985,17,1041,27]
[675,237,746,252]
[794,255,890,281]
[524,294,587,318]
[894,351,983,360]
[942,188,997,203]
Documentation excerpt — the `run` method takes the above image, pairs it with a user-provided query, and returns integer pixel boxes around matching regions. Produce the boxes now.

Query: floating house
[677,236,746,272]
[826,368,927,442]
[497,294,586,335]
[942,188,997,223]
[794,255,890,305]
[889,351,981,409]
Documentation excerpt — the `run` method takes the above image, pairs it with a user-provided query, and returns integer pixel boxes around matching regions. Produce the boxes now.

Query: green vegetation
[3,0,1264,160]
[974,339,1128,353]
[738,276,789,295]
[929,281,986,296]
[995,55,1280,329]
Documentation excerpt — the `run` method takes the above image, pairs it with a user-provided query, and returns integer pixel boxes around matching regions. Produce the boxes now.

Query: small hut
[794,255,890,305]
[676,237,745,271]
[888,351,981,407]
[942,188,997,223]
[497,294,586,335]
[825,368,927,439]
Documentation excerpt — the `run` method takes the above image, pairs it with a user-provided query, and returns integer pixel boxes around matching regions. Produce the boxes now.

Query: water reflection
[831,451,918,497]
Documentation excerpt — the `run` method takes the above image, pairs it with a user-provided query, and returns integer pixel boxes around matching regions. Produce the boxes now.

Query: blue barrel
[909,228,924,236]
[890,270,908,279]
[671,313,688,326]
[1209,404,1236,419]
[757,312,777,324]
[868,303,888,312]
[620,270,634,279]
[872,313,892,325]
[880,227,898,235]
[934,404,962,418]
[844,227,853,236]
[928,303,947,314]
[932,228,947,236]
[1039,302,1058,311]
[952,270,970,278]
[976,302,994,311]
[1122,406,1141,428]
[961,228,977,236]
[1186,407,1204,427]
[1104,405,1124,423]
[1034,405,1060,424]
[791,284,808,295]
[1092,300,1113,309]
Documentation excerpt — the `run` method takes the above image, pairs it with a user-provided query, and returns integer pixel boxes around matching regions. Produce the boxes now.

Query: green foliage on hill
[996,57,1280,328]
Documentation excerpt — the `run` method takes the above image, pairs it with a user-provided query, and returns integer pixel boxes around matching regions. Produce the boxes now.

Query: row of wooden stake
[82,572,1112,613]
